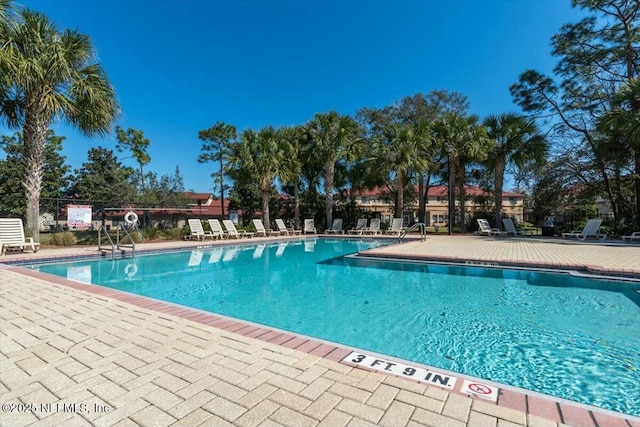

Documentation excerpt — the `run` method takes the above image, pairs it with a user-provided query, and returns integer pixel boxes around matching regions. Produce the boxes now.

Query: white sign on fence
[67,205,92,228]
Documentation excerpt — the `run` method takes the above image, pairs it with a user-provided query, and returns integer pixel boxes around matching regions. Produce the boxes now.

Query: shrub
[50,231,77,246]
[167,227,184,240]
[143,228,161,240]
[120,231,143,244]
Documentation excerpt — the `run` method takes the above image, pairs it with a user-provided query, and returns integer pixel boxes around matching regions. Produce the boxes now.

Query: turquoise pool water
[33,238,640,416]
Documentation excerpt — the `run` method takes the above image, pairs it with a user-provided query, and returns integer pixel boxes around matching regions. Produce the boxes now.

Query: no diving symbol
[468,383,492,395]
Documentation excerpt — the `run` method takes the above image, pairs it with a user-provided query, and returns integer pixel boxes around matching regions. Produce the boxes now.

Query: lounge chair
[252,219,279,237]
[303,219,316,234]
[325,218,343,234]
[475,219,506,236]
[562,219,606,241]
[363,218,381,235]
[275,219,301,236]
[0,218,40,255]
[223,220,254,239]
[622,232,640,243]
[348,218,368,235]
[385,218,404,236]
[187,219,213,240]
[502,218,523,236]
[207,219,226,240]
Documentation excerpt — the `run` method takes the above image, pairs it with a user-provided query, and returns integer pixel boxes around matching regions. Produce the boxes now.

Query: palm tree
[1,0,17,115]
[230,127,287,228]
[0,0,13,34]
[484,113,547,228]
[305,111,360,228]
[372,124,432,218]
[1,10,119,239]
[599,78,640,228]
[279,126,303,228]
[433,113,492,233]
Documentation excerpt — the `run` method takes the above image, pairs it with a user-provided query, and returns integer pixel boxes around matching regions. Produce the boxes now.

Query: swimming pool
[33,238,640,416]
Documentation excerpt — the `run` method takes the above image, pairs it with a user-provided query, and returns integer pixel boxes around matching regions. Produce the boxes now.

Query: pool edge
[5,264,639,426]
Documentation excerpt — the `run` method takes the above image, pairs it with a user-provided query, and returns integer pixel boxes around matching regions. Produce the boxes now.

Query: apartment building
[351,185,524,226]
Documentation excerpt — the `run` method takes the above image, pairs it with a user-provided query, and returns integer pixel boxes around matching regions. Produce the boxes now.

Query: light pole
[446,144,454,235]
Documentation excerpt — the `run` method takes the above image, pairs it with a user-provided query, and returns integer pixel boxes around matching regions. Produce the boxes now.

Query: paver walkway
[1,236,639,427]
[364,235,640,277]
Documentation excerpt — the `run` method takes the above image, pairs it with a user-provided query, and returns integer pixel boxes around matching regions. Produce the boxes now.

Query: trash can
[542,219,555,236]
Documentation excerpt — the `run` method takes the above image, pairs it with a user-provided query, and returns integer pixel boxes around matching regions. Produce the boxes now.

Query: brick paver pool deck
[1,235,639,427]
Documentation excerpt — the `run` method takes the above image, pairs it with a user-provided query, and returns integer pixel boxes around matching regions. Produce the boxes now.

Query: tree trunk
[261,188,270,228]
[635,154,640,229]
[294,181,300,230]
[324,161,335,229]
[448,160,456,233]
[219,152,225,218]
[23,109,48,242]
[457,163,466,233]
[395,170,404,219]
[493,157,506,229]
[418,173,425,223]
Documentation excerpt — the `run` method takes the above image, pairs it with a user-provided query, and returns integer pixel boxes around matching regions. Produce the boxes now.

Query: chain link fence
[39,197,195,232]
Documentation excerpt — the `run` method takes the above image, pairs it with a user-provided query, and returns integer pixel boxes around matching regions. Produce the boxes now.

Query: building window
[431,214,446,226]
[361,197,369,204]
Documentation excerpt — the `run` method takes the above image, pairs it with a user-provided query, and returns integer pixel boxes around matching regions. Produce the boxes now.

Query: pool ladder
[98,224,139,260]
[399,222,427,242]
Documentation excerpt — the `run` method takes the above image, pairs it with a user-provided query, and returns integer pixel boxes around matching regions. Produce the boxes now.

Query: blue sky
[7,0,582,192]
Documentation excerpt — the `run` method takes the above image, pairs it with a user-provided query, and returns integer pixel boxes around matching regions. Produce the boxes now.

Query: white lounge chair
[187,219,213,240]
[252,219,279,237]
[303,219,316,234]
[385,218,404,236]
[363,218,381,235]
[502,218,523,236]
[0,218,40,255]
[349,218,368,235]
[207,219,226,240]
[223,220,254,239]
[275,219,301,236]
[325,218,343,234]
[475,219,506,236]
[622,232,640,243]
[562,219,606,240]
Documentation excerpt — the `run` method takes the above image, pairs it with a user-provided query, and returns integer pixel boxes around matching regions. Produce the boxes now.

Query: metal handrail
[399,222,427,242]
[117,224,138,258]
[98,224,117,260]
